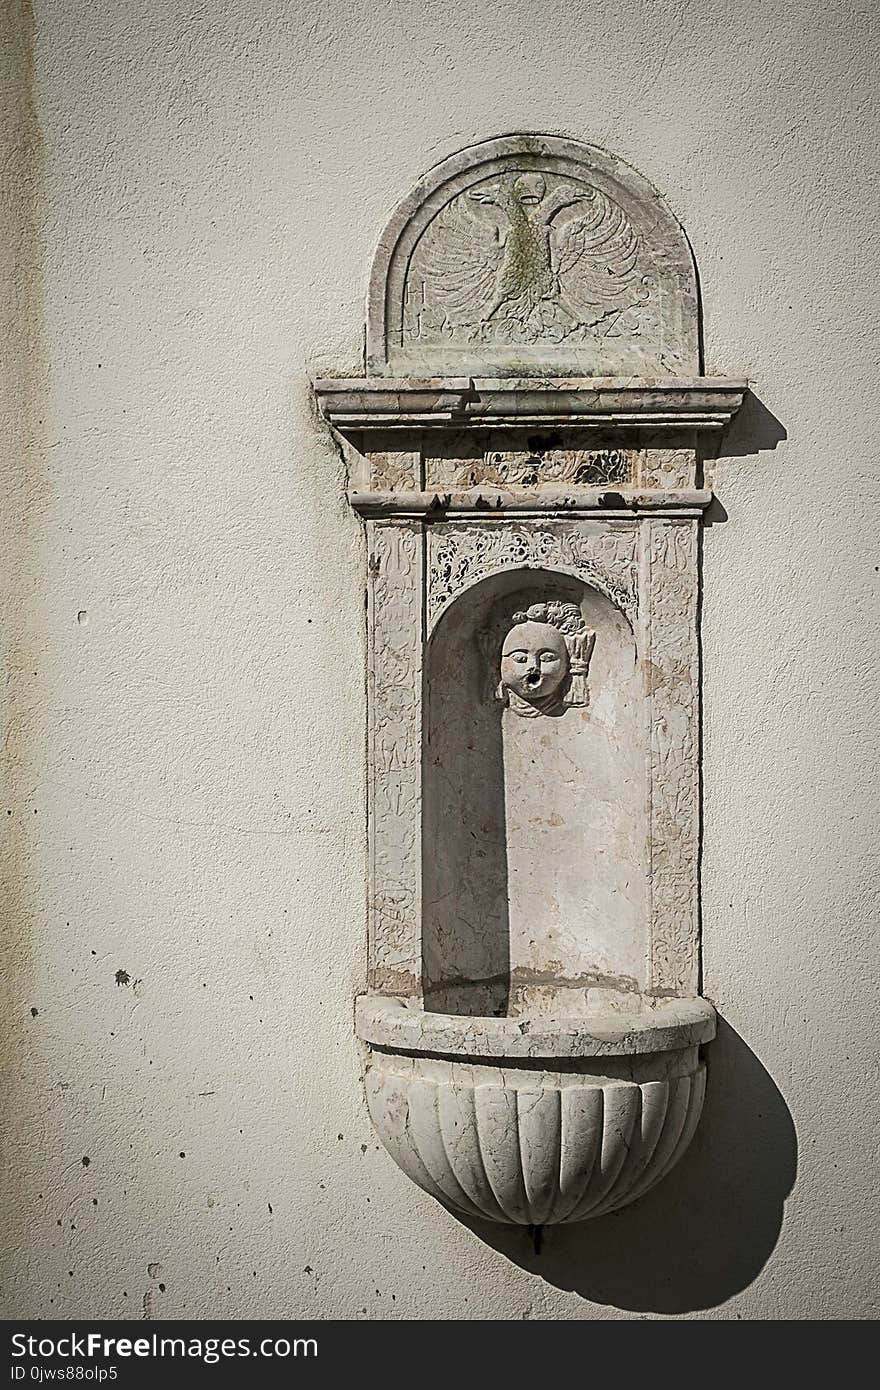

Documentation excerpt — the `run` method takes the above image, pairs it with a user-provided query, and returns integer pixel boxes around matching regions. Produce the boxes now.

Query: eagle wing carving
[418,196,504,319]
[553,189,640,312]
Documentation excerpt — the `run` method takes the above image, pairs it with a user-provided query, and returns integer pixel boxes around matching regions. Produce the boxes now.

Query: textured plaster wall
[1,0,878,1320]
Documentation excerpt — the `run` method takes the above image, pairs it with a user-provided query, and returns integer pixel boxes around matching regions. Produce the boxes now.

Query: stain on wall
[0,0,52,1299]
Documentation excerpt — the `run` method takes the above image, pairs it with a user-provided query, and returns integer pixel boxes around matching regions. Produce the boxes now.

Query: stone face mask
[497,602,595,716]
[500,620,568,710]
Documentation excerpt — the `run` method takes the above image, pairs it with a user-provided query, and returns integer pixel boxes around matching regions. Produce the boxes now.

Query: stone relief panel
[638,443,696,490]
[367,521,423,993]
[643,518,700,995]
[405,172,645,350]
[365,432,419,490]
[423,437,634,489]
[370,135,698,378]
[420,432,696,491]
[422,567,648,1017]
[427,520,640,632]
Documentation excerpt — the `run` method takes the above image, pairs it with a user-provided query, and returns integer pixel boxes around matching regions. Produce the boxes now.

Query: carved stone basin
[357,994,715,1225]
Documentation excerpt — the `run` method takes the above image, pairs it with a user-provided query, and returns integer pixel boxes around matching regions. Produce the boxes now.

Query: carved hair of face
[500,620,569,709]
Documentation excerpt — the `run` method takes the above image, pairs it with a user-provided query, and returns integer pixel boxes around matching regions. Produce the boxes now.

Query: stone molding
[314,375,747,435]
[349,488,712,517]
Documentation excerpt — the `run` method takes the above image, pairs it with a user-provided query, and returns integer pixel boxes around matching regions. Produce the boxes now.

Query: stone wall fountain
[315,135,745,1225]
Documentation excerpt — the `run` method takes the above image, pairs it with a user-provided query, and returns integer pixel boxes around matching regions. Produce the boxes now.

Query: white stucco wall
[2,0,878,1319]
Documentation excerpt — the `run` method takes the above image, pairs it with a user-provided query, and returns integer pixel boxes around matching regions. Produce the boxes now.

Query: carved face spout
[500,621,568,710]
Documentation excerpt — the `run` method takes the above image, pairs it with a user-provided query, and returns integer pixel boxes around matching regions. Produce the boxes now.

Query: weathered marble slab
[367,135,700,378]
[366,521,423,994]
[641,518,701,995]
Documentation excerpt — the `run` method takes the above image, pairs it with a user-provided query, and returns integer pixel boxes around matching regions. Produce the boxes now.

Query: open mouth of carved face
[525,672,542,689]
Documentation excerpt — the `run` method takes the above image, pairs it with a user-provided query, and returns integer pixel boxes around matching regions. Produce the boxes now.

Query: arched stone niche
[423,566,645,1020]
[313,136,747,1227]
[368,133,699,379]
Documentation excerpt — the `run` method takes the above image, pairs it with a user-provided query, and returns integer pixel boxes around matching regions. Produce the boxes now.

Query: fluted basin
[357,994,715,1225]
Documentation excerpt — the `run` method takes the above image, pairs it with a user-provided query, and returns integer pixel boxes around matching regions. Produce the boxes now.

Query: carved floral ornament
[427,523,640,628]
[313,135,747,1227]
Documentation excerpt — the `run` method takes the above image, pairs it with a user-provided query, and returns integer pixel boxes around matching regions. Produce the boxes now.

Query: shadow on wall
[703,392,788,527]
[716,392,788,460]
[460,1018,797,1315]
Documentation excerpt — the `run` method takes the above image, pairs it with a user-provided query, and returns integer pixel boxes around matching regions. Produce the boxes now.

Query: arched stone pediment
[368,134,699,379]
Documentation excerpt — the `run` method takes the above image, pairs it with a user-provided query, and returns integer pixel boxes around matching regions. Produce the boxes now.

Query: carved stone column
[315,135,745,1226]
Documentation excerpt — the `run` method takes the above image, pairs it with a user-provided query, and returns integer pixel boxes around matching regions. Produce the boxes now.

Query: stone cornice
[314,375,748,435]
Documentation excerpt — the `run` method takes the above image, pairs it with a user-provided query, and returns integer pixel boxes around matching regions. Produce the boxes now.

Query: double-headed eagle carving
[412,172,641,343]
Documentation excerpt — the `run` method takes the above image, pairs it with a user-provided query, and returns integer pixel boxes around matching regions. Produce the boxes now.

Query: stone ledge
[314,375,748,435]
[349,486,712,517]
[356,992,717,1061]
